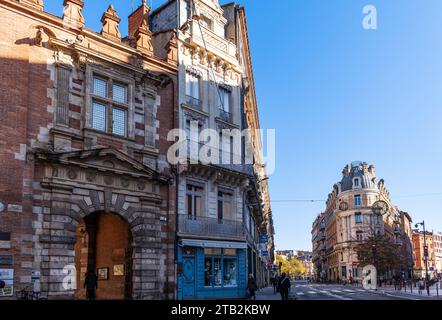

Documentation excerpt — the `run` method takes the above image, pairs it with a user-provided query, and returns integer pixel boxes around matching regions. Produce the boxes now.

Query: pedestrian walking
[247,274,257,300]
[278,272,291,301]
[84,271,98,301]
[271,275,278,294]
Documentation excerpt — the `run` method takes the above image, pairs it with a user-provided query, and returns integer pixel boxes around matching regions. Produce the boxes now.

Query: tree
[356,234,410,276]
[275,255,306,278]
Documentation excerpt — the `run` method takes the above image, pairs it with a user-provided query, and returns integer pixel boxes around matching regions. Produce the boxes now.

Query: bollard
[437,282,439,297]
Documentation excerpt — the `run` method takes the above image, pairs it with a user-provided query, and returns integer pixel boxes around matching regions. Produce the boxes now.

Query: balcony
[218,108,233,123]
[185,95,202,111]
[178,215,246,241]
[188,20,237,62]
[185,140,253,176]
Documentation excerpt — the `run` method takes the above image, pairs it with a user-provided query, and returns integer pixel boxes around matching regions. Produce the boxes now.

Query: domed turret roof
[340,161,377,192]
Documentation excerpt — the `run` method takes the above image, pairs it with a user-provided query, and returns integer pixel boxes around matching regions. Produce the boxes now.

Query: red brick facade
[0,0,178,299]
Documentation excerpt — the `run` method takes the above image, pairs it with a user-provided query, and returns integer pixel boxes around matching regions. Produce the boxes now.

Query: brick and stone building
[412,230,437,279]
[0,0,178,299]
[312,162,414,283]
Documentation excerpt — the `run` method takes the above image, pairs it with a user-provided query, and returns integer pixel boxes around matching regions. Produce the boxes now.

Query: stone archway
[74,212,133,300]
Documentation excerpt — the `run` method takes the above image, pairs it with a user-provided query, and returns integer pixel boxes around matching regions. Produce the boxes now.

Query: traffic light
[424,245,429,257]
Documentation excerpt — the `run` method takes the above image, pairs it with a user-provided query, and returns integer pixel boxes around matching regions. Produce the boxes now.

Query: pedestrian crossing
[294,288,368,296]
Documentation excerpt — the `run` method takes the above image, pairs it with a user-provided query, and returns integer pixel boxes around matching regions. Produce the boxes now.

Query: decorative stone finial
[165,32,178,64]
[63,0,85,29]
[19,0,44,11]
[128,0,154,55]
[101,4,121,42]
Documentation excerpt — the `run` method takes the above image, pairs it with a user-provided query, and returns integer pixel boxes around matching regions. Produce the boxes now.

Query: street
[256,281,442,300]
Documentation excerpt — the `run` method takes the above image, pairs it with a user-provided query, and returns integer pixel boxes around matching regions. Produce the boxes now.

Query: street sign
[260,235,268,243]
[262,251,269,257]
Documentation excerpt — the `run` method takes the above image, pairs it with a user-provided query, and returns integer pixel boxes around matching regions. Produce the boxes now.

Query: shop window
[204,248,238,288]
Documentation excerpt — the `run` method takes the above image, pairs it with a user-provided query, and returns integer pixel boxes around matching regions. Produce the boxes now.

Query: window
[355,212,362,224]
[356,231,363,241]
[353,178,360,188]
[204,248,238,288]
[354,195,362,206]
[218,190,233,222]
[186,184,204,219]
[186,120,202,159]
[218,87,231,113]
[91,75,128,136]
[200,15,213,30]
[185,72,200,100]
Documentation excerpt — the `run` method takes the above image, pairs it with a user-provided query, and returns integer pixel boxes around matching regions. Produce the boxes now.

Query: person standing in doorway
[279,273,291,300]
[84,271,98,301]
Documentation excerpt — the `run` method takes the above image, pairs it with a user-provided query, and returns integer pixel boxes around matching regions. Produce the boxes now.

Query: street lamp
[372,244,378,289]
[415,221,430,296]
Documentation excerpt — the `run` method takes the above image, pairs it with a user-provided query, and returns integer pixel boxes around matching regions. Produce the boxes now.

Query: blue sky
[44,1,442,251]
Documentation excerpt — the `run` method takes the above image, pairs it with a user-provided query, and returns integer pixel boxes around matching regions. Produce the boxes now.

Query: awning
[180,239,247,249]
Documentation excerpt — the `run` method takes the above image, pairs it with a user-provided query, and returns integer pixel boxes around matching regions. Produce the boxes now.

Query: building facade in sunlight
[0,0,273,300]
[151,0,274,300]
[0,0,178,299]
[312,162,414,283]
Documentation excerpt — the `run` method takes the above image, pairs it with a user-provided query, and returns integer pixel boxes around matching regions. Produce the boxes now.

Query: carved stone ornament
[54,50,74,67]
[104,176,114,186]
[62,0,85,29]
[101,4,122,42]
[67,170,78,180]
[121,178,130,188]
[137,181,146,191]
[86,171,96,182]
[184,110,207,123]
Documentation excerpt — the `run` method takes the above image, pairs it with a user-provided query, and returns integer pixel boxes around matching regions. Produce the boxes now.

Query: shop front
[177,240,247,300]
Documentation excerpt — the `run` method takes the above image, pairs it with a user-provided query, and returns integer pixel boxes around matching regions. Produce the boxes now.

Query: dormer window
[353,178,361,188]
[200,15,213,31]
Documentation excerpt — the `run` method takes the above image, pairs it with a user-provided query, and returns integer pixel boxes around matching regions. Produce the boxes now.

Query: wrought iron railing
[185,95,202,110]
[178,215,246,240]
[219,108,232,122]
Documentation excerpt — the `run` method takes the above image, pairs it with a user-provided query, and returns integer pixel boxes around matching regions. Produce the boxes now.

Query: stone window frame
[185,179,207,219]
[217,186,235,222]
[85,64,135,140]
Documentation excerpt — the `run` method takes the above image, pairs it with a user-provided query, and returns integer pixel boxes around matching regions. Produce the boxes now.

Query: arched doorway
[74,212,133,300]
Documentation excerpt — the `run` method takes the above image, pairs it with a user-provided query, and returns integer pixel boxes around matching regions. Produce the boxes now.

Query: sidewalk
[255,286,284,300]
[379,284,442,299]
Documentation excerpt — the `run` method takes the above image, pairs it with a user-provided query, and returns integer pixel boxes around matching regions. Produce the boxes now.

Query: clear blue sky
[44,1,442,251]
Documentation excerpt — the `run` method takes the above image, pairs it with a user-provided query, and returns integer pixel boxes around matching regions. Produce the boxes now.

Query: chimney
[101,4,121,42]
[368,165,376,176]
[129,0,150,39]
[63,0,84,29]
[342,165,350,177]
[362,162,369,174]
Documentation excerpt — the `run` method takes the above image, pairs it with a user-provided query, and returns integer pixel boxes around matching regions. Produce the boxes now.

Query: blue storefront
[177,240,247,300]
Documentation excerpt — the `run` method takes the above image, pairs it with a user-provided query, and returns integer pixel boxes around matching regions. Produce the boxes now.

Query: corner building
[312,162,414,283]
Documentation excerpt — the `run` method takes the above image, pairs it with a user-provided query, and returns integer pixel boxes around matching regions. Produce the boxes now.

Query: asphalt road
[290,281,409,300]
